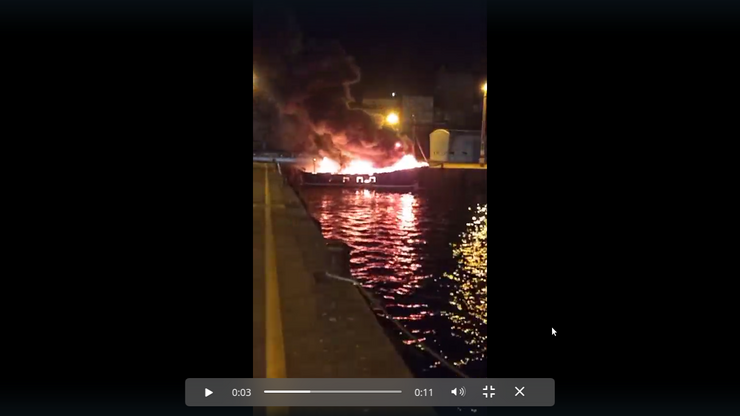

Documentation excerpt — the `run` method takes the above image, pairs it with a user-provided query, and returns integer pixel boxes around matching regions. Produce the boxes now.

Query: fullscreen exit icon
[482,385,495,398]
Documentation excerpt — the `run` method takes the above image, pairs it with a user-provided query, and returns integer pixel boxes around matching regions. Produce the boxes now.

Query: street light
[386,112,399,125]
[480,82,487,164]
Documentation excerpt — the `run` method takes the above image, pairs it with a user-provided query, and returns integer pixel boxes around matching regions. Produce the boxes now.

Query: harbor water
[300,169,488,378]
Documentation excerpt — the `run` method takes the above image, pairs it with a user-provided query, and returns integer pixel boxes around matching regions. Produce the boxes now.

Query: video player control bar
[185,378,555,407]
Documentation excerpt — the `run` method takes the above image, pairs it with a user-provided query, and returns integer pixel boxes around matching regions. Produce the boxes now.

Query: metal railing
[253,151,311,164]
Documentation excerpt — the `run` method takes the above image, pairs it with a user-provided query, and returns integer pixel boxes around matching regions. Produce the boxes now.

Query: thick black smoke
[253,8,412,167]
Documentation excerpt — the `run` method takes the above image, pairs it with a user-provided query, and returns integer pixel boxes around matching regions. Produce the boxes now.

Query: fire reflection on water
[399,194,415,231]
[318,190,425,289]
[307,188,487,377]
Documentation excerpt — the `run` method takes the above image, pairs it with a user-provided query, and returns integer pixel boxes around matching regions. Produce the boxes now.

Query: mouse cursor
[552,328,557,336]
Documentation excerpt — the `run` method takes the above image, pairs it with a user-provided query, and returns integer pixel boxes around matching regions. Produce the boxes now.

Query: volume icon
[451,387,466,397]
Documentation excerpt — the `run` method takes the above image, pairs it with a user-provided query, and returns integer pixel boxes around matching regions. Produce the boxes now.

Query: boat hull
[301,168,422,190]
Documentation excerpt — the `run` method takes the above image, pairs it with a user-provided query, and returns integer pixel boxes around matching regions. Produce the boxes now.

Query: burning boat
[301,154,428,190]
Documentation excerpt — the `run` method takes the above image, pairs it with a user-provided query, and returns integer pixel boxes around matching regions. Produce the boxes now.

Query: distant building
[356,97,400,125]
[399,96,435,161]
[352,94,437,159]
[354,95,434,129]
[434,68,485,130]
[429,129,484,163]
[400,96,434,132]
[361,98,398,111]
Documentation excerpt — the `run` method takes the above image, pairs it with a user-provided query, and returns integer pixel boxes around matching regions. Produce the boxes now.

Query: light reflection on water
[303,187,487,377]
[443,204,487,369]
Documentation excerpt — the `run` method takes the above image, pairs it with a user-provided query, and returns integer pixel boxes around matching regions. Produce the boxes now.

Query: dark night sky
[254,0,487,97]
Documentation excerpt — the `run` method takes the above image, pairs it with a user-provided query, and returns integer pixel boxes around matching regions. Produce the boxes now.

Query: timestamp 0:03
[232,388,252,397]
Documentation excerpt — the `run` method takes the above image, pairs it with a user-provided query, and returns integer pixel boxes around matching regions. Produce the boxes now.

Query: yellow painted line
[254,203,286,209]
[264,164,289,415]
[264,163,287,379]
[267,405,290,416]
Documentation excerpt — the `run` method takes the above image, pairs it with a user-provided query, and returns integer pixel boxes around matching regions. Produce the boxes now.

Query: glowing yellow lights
[482,82,487,93]
[386,112,399,125]
[441,204,488,369]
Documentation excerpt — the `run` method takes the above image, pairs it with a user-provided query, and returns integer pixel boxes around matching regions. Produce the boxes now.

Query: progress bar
[264,390,403,394]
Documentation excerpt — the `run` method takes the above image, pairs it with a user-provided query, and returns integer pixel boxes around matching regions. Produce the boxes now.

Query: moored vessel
[301,168,422,190]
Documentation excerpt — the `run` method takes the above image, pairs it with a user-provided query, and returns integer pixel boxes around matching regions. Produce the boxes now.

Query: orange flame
[316,157,341,173]
[315,155,427,175]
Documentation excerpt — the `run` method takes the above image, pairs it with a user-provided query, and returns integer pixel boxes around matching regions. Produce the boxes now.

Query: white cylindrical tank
[429,129,450,162]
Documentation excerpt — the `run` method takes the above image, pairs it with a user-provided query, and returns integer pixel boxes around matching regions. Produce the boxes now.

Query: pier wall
[419,166,488,192]
[253,162,415,382]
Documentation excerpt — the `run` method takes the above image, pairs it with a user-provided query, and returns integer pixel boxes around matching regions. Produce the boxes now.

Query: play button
[205,388,213,398]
